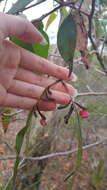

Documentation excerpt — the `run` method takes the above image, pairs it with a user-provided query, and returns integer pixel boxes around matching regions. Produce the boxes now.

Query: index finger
[0,13,44,43]
[20,47,76,81]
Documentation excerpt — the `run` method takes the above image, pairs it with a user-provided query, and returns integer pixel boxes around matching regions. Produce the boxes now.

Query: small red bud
[79,109,90,119]
[40,119,47,127]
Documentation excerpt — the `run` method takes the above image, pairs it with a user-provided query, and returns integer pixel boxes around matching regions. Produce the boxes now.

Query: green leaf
[12,109,34,186]
[1,108,12,133]
[75,109,83,169]
[32,22,49,59]
[45,12,57,31]
[11,22,49,59]
[15,126,28,155]
[99,0,107,6]
[32,32,49,59]
[66,107,83,189]
[57,14,77,75]
[11,37,34,52]
[3,182,13,190]
[7,0,34,14]
[60,7,69,18]
[94,18,107,37]
[91,159,105,189]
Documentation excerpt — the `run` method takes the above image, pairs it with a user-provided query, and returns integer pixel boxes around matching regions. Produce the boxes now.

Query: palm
[0,13,77,110]
[0,40,19,105]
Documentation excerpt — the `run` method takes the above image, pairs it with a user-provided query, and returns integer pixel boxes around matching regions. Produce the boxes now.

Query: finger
[0,13,44,43]
[3,93,56,110]
[20,48,76,81]
[8,80,71,105]
[15,68,77,97]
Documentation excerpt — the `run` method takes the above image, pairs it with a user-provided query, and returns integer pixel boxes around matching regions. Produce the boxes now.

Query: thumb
[0,12,45,43]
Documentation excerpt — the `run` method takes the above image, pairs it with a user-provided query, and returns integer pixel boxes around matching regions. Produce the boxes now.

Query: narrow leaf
[1,108,12,133]
[92,159,105,189]
[12,109,34,186]
[7,0,33,14]
[66,107,83,189]
[32,21,49,59]
[75,109,83,168]
[11,22,49,59]
[3,181,13,190]
[57,14,77,75]
[45,12,57,31]
[15,126,28,155]
[11,37,34,53]
[60,7,69,18]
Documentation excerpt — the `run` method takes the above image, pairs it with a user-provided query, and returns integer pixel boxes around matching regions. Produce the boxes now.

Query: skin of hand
[0,13,77,111]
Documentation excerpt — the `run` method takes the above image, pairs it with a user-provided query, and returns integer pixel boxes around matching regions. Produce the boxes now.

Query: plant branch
[12,0,88,18]
[88,0,96,34]
[77,92,107,97]
[54,0,63,5]
[78,0,84,10]
[0,138,107,161]
[1,110,24,117]
[100,37,106,57]
[32,4,61,23]
[89,36,107,74]
[32,0,88,23]
[0,139,14,153]
[55,0,89,16]
[94,68,106,76]
[70,4,89,16]
[88,0,107,74]
[3,0,8,12]
[13,0,47,14]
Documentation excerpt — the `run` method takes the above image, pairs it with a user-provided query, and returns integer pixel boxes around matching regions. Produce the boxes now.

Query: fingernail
[72,89,78,98]
[69,73,78,81]
[40,38,48,45]
[71,73,78,81]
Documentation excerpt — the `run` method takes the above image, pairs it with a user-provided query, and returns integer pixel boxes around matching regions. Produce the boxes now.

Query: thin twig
[32,5,61,23]
[0,138,107,161]
[100,37,106,57]
[77,92,107,97]
[88,0,96,35]
[9,0,89,18]
[2,110,24,117]
[55,0,89,16]
[69,4,89,16]
[78,0,84,10]
[49,53,61,57]
[0,139,14,152]
[88,0,107,74]
[0,118,24,122]
[3,174,13,190]
[32,1,88,23]
[3,0,8,12]
[86,85,93,92]
[13,0,47,14]
[94,68,106,76]
[89,36,107,73]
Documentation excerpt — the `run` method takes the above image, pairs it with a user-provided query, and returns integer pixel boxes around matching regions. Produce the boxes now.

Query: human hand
[0,13,77,111]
